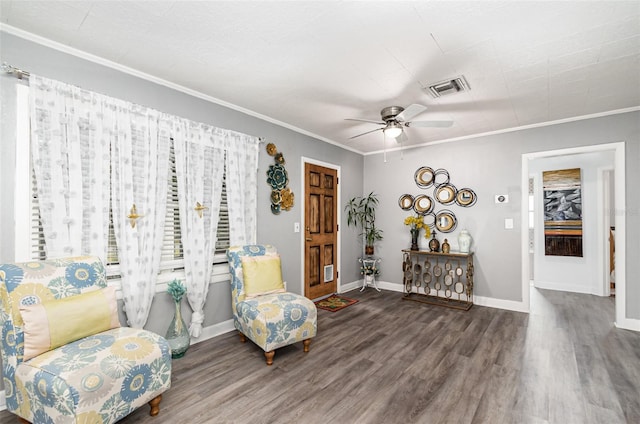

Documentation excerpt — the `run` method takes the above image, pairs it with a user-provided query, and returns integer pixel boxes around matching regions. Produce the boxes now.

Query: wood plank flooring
[2,288,639,423]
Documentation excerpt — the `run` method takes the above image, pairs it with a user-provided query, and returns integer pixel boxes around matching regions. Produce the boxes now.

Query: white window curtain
[28,74,260,330]
[110,105,172,328]
[225,131,260,246]
[173,122,225,337]
[29,75,111,261]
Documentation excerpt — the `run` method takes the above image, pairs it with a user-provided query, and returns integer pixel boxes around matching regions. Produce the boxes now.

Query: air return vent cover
[425,75,470,98]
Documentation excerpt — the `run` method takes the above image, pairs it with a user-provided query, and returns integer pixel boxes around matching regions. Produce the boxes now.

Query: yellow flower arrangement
[404,215,431,238]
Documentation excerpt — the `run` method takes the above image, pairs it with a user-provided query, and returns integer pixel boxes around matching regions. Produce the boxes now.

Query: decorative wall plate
[433,168,450,186]
[412,195,434,215]
[280,187,294,210]
[266,143,277,156]
[435,183,457,205]
[398,194,414,210]
[266,163,288,190]
[414,167,435,188]
[270,190,282,205]
[435,210,457,233]
[455,188,477,207]
[423,212,437,230]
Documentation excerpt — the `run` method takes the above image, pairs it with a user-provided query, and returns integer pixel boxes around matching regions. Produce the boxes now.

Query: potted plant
[345,192,383,255]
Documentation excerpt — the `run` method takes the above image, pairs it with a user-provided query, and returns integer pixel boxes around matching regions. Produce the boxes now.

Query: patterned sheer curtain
[29,75,111,261]
[225,131,260,246]
[110,105,172,328]
[173,122,225,337]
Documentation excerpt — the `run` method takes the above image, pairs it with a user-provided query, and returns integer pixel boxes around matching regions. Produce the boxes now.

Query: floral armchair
[227,245,317,365]
[0,256,171,423]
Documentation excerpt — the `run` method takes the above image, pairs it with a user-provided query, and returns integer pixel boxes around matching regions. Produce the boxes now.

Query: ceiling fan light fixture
[384,122,403,138]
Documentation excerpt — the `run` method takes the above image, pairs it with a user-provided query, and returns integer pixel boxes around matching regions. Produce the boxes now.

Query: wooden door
[305,163,338,299]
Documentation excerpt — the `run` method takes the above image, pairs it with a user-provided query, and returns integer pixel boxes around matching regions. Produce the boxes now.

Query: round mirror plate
[398,194,414,210]
[435,210,457,233]
[456,188,477,207]
[414,167,435,188]
[435,184,457,205]
[413,195,433,214]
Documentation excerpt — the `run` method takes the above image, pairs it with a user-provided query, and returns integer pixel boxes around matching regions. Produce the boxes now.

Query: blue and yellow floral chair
[227,245,317,365]
[0,256,171,423]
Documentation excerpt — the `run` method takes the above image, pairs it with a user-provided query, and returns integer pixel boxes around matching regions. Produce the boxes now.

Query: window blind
[30,140,230,270]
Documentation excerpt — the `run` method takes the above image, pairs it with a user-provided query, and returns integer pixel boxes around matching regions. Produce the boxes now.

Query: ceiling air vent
[425,75,470,98]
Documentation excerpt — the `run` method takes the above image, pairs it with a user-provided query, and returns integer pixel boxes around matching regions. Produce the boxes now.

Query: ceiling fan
[346,104,453,142]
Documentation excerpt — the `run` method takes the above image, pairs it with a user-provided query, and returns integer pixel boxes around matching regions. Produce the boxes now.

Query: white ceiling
[2,1,639,153]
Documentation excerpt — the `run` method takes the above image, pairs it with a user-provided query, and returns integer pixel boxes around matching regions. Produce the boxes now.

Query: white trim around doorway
[521,142,637,331]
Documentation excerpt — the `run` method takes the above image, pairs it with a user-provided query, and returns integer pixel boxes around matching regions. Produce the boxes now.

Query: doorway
[303,160,339,299]
[521,142,627,328]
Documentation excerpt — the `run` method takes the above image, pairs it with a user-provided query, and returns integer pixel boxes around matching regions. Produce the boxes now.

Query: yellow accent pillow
[241,255,285,299]
[20,286,120,361]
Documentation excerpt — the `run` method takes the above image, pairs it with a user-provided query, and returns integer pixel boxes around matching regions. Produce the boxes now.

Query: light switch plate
[505,218,514,229]
[294,222,300,233]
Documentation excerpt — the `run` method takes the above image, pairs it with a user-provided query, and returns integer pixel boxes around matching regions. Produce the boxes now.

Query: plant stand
[359,256,381,292]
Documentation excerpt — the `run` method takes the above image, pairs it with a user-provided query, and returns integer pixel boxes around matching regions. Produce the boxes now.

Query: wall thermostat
[495,194,509,204]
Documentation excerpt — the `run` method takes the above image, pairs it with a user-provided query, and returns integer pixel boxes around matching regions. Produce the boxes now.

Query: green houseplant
[345,192,383,255]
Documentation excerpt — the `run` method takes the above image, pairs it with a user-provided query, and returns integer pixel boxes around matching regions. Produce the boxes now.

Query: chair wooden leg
[264,350,275,366]
[149,394,162,416]
[238,331,246,343]
[17,418,30,424]
[303,338,311,353]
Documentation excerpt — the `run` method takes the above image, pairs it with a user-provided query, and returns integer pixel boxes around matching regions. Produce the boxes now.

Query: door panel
[305,163,338,299]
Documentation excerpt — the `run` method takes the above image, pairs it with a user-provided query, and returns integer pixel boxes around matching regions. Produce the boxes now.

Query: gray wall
[364,111,639,319]
[0,32,364,390]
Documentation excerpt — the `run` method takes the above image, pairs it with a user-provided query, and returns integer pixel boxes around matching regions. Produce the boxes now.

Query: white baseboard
[342,279,531,313]
[0,390,5,411]
[190,319,235,345]
[615,317,640,332]
[474,295,529,313]
[340,279,403,294]
[533,280,598,296]
[339,280,361,293]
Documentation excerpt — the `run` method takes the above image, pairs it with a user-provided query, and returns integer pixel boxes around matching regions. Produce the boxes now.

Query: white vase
[458,229,473,253]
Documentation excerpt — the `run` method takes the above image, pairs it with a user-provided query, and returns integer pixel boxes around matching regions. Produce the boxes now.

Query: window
[14,81,247,300]
[29,144,231,270]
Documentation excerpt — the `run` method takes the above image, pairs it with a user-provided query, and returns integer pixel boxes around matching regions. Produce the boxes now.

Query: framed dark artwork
[543,168,583,257]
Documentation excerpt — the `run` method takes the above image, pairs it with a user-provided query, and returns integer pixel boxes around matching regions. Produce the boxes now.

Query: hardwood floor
[2,288,639,423]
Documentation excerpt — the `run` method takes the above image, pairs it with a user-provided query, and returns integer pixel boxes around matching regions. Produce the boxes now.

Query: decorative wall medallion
[455,188,477,207]
[423,212,437,230]
[266,143,277,156]
[435,183,457,205]
[402,165,477,241]
[265,142,294,214]
[413,195,434,215]
[433,168,450,186]
[280,187,294,211]
[414,167,435,188]
[398,194,414,210]
[435,210,457,233]
[267,163,288,190]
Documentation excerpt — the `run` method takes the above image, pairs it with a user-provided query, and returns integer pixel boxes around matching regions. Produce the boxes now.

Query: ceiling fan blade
[349,127,383,139]
[407,120,454,128]
[345,118,385,125]
[395,104,427,122]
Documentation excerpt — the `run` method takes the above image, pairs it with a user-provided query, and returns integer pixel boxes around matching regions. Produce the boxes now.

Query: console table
[401,249,474,310]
